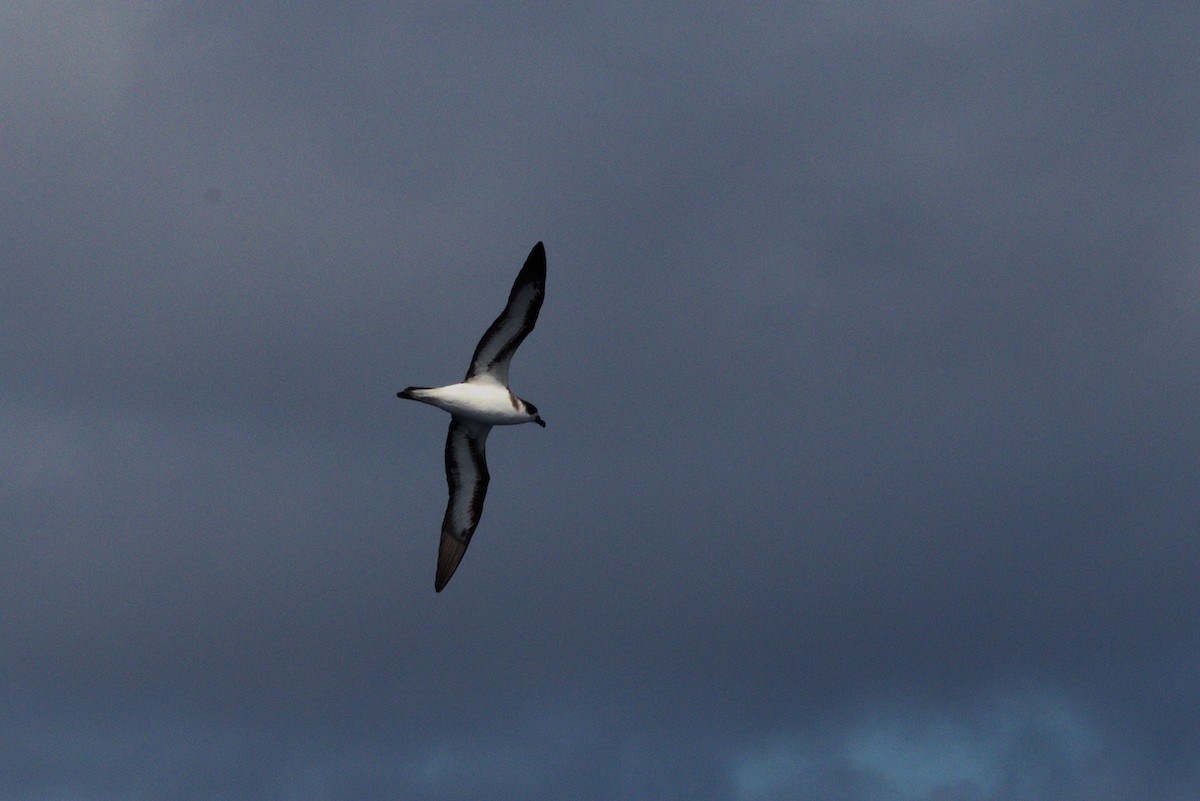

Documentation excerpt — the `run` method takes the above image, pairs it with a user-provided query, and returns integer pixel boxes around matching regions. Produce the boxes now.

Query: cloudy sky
[2,3,1198,799]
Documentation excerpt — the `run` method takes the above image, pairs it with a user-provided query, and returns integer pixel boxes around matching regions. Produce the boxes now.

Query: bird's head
[523,400,546,428]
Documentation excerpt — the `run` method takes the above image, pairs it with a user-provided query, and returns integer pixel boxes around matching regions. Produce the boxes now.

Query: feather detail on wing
[435,417,491,591]
[464,242,546,386]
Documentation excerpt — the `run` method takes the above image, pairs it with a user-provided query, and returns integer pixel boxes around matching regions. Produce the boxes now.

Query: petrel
[398,242,547,591]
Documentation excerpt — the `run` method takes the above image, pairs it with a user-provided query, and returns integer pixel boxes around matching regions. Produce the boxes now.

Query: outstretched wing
[436,417,492,591]
[464,242,546,387]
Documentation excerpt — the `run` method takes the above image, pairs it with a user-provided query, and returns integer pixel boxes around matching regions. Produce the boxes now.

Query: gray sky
[2,3,1198,799]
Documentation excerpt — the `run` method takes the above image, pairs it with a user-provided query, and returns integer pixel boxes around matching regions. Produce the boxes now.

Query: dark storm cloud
[1,2,1198,799]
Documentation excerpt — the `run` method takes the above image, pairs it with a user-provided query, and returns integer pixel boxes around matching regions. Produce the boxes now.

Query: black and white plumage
[397,242,547,591]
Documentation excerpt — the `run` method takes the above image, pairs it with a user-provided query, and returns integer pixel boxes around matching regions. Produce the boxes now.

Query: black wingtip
[435,532,468,592]
[525,241,546,272]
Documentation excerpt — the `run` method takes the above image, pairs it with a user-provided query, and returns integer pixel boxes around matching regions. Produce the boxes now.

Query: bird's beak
[534,415,546,428]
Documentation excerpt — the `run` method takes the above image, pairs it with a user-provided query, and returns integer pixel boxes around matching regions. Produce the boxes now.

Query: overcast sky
[2,3,1198,799]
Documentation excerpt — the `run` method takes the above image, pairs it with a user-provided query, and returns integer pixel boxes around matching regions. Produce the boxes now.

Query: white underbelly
[417,383,527,425]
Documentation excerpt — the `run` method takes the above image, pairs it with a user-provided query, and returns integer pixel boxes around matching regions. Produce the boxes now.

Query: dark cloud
[1,2,1197,798]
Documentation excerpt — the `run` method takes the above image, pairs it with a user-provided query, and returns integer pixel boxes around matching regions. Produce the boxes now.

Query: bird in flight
[398,242,547,591]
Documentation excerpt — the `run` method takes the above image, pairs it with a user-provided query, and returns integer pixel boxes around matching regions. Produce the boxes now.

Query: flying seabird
[397,242,547,591]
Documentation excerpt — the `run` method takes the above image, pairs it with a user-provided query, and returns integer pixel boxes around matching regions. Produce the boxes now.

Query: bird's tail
[397,386,431,400]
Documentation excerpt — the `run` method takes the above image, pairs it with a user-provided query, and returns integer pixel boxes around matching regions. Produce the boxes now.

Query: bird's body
[399,382,541,427]
[397,242,547,592]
